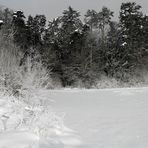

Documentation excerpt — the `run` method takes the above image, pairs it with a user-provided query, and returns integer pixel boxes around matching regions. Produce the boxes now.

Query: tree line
[0,2,148,87]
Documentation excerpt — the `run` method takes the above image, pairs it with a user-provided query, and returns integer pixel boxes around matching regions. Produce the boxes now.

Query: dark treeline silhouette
[0,2,148,88]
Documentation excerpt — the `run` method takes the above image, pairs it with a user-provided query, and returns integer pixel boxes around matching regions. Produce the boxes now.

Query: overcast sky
[0,0,148,21]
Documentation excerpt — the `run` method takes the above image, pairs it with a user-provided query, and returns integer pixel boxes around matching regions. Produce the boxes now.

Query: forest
[0,2,148,147]
[0,2,148,90]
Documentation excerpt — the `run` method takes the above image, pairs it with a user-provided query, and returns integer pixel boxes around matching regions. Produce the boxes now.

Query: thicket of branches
[0,2,148,88]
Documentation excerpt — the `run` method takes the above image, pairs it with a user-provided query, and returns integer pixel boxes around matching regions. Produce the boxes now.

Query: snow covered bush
[96,75,121,89]
[0,30,54,94]
[0,92,64,140]
[0,31,64,143]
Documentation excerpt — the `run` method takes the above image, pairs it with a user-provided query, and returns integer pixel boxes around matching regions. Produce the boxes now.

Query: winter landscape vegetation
[0,1,148,147]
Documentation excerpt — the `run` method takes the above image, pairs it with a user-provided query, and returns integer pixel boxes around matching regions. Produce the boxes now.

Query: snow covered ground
[0,87,148,148]
[51,87,148,148]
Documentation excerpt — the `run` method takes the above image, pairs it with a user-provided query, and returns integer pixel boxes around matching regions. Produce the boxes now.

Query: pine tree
[60,6,82,60]
[104,21,121,76]
[43,17,62,76]
[96,7,114,75]
[84,10,99,68]
[84,9,98,31]
[12,10,29,50]
[54,6,83,86]
[98,7,114,46]
[44,17,61,46]
[119,2,144,68]
[142,15,148,50]
[27,15,46,47]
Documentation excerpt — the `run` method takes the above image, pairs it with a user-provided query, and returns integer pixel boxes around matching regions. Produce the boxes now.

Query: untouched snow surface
[0,87,148,148]
[51,87,148,148]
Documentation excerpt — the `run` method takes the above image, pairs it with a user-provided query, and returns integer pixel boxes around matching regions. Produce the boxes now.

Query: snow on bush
[96,75,120,89]
[0,33,64,146]
[0,84,64,140]
[0,88,64,146]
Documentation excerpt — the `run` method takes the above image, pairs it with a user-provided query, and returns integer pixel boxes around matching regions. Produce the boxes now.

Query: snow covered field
[51,87,148,148]
[0,87,148,148]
